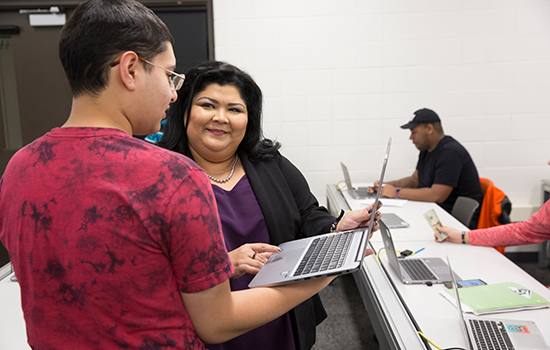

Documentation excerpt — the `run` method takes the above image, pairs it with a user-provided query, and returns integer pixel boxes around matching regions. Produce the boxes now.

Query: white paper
[361,198,408,208]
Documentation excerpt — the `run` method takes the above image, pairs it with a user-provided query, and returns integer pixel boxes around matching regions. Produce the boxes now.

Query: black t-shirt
[416,136,483,227]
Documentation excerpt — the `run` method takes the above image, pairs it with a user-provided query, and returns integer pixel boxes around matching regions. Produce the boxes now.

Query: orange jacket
[478,178,507,229]
[478,178,510,254]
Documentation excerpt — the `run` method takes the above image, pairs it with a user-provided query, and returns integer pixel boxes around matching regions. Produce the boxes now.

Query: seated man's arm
[381,170,453,202]
[389,170,420,188]
[375,170,419,191]
[395,183,453,203]
[181,277,335,344]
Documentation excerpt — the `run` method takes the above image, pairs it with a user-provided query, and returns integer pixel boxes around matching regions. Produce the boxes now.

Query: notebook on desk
[340,162,374,199]
[441,281,550,316]
[446,256,550,350]
[379,220,459,284]
[249,138,392,288]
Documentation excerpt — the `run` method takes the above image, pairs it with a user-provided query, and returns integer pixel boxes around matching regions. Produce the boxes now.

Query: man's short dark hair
[59,0,174,97]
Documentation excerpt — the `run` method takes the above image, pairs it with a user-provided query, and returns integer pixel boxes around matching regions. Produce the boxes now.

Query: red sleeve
[469,200,550,247]
[166,168,233,293]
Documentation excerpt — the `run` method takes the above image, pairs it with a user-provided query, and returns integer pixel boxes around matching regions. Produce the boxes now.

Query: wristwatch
[395,187,402,198]
[330,209,345,232]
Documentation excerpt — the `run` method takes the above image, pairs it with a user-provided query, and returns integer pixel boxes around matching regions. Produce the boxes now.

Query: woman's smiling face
[186,83,248,163]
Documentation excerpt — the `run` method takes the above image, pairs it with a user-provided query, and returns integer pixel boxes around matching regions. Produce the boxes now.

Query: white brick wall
[213,0,550,216]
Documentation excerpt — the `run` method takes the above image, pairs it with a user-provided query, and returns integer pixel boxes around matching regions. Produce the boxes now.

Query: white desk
[339,186,458,244]
[0,271,30,350]
[373,241,550,349]
[327,184,550,350]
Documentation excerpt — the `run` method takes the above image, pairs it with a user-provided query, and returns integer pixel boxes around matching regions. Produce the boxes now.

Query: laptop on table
[446,256,549,350]
[379,220,459,285]
[381,212,409,229]
[340,162,374,199]
[249,138,392,288]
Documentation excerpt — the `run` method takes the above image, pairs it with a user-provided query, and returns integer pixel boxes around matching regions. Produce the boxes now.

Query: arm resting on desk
[376,171,454,203]
[383,171,419,189]
[382,183,453,203]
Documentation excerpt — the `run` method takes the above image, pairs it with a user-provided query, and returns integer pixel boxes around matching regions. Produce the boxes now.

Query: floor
[312,254,550,350]
[513,258,550,288]
[313,274,378,350]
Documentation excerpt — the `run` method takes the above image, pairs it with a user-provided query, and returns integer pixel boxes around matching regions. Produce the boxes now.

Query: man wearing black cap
[376,108,483,228]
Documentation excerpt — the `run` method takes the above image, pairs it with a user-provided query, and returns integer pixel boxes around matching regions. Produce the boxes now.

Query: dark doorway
[0,0,212,166]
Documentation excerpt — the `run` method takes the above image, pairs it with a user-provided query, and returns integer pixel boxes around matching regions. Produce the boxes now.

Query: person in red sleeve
[0,1,378,349]
[436,159,550,247]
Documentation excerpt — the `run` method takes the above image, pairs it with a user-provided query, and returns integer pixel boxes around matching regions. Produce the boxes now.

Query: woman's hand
[435,226,467,244]
[333,203,382,257]
[336,201,383,233]
[228,243,281,279]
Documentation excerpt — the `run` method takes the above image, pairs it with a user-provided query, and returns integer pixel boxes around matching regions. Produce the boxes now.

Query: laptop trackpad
[270,247,303,263]
[263,247,305,276]
[512,333,549,349]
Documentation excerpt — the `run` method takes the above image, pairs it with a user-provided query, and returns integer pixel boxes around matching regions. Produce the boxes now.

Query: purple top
[206,175,296,350]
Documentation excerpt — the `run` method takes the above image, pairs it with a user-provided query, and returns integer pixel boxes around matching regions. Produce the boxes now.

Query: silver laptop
[447,256,550,350]
[249,138,392,288]
[340,162,374,199]
[381,213,409,229]
[379,220,459,284]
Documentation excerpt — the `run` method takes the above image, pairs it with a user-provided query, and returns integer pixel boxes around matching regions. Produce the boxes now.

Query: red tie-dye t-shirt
[0,127,233,350]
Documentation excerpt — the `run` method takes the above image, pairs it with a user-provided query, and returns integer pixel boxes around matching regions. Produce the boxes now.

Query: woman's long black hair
[158,61,280,161]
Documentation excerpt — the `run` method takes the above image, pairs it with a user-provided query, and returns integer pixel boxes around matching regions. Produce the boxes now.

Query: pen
[413,247,425,255]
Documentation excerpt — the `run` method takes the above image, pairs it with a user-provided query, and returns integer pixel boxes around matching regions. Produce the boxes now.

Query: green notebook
[440,282,550,316]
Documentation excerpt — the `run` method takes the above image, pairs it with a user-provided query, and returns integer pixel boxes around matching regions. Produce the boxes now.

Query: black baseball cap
[400,108,441,129]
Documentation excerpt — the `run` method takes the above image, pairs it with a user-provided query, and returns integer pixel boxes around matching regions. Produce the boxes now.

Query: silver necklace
[206,154,239,183]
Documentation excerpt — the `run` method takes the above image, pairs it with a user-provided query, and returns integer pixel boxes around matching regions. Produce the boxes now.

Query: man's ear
[426,123,435,134]
[117,51,140,91]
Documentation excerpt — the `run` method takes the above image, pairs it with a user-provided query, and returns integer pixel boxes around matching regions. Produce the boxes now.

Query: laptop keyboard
[400,259,438,281]
[294,231,354,276]
[469,319,515,350]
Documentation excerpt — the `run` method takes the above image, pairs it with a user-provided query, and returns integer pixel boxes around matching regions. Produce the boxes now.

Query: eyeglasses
[111,56,185,91]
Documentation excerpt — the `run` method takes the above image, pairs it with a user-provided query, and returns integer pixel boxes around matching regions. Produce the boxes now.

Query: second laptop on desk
[340,162,374,199]
[381,212,409,229]
[379,220,459,285]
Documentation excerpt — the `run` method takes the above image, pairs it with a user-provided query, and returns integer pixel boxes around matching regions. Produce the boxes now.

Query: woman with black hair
[159,61,379,350]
